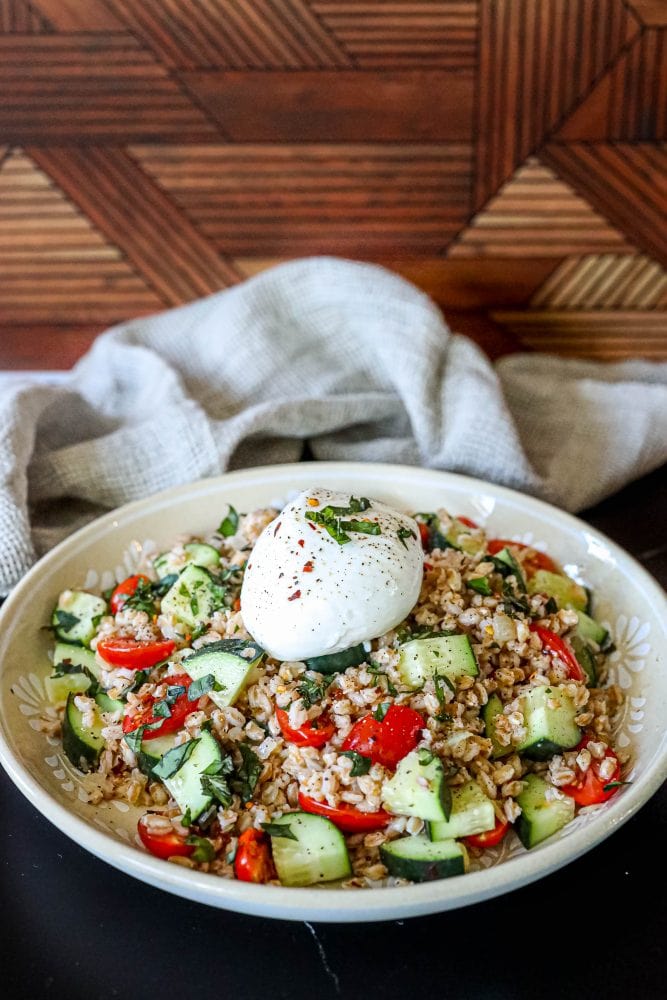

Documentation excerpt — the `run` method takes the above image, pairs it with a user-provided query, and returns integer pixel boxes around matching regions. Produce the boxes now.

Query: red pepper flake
[273,521,282,536]
[307,522,317,531]
[297,538,305,548]
[303,561,314,572]
[424,562,433,571]
[287,589,302,602]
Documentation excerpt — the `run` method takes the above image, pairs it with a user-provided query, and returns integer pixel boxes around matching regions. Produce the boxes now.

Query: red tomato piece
[417,522,431,550]
[298,791,391,833]
[562,736,622,806]
[465,816,509,849]
[97,637,176,670]
[530,625,585,683]
[137,815,193,861]
[487,539,558,575]
[342,705,424,770]
[456,516,478,529]
[234,829,276,883]
[122,673,193,739]
[275,707,335,748]
[110,574,151,615]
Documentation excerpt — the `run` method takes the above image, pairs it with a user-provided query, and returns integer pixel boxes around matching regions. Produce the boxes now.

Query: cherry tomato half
[456,516,479,529]
[275,707,335,748]
[122,673,193,740]
[465,816,509,849]
[97,637,176,670]
[298,791,391,832]
[234,829,275,883]
[487,539,558,576]
[137,815,193,861]
[418,522,431,550]
[562,736,621,806]
[530,625,585,683]
[342,704,424,770]
[110,574,151,615]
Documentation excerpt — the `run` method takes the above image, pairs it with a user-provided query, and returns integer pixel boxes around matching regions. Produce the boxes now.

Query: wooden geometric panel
[0,0,665,368]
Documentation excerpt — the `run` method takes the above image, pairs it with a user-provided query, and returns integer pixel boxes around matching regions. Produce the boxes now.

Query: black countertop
[3,467,666,1000]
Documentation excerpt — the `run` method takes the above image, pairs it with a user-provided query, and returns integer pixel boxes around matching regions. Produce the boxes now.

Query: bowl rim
[1,461,665,921]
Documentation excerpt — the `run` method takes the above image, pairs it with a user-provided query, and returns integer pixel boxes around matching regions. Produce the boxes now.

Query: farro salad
[45,488,628,888]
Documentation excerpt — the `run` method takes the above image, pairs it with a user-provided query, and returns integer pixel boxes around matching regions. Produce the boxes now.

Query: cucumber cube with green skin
[154,542,221,579]
[427,780,496,841]
[267,812,351,887]
[305,643,368,675]
[516,773,575,849]
[380,835,467,881]
[53,642,101,679]
[160,563,226,629]
[527,570,588,612]
[136,733,179,777]
[569,634,597,686]
[482,693,512,759]
[45,672,92,704]
[61,692,106,772]
[398,634,478,688]
[161,730,223,821]
[382,748,452,822]
[516,686,581,760]
[575,610,609,648]
[183,639,264,709]
[445,519,485,556]
[52,591,108,647]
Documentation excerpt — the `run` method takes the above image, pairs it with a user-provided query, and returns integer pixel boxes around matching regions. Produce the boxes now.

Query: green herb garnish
[233,743,262,803]
[123,578,156,616]
[373,701,391,722]
[603,780,632,792]
[340,750,371,776]
[297,675,332,709]
[185,835,216,862]
[397,527,416,549]
[468,577,492,596]
[53,609,80,632]
[188,673,222,701]
[152,739,198,780]
[544,597,559,615]
[261,822,298,841]
[219,505,239,537]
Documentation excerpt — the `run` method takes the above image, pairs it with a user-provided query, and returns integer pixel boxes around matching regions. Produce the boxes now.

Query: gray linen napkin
[1,257,666,595]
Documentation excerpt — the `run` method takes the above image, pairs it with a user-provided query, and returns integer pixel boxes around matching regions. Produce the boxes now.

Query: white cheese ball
[240,488,423,661]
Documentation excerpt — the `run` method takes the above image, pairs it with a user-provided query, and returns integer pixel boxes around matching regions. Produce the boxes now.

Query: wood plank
[180,70,474,141]
[625,1,667,25]
[0,326,102,369]
[0,0,52,31]
[30,0,125,29]
[0,35,218,141]
[27,147,241,303]
[492,310,667,359]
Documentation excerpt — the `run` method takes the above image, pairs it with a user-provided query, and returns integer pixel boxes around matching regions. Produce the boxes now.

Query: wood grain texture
[0,0,665,365]
[180,70,473,141]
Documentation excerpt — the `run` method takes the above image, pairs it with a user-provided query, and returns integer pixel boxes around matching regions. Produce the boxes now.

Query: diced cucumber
[445,518,485,556]
[51,590,107,647]
[305,643,368,675]
[95,691,124,716]
[267,812,352,887]
[45,671,92,704]
[380,835,467,881]
[427,780,496,841]
[517,686,581,760]
[382,748,451,822]
[527,570,587,611]
[575,610,609,648]
[516,773,575,849]
[492,547,527,591]
[136,733,179,777]
[398,633,478,688]
[154,542,221,579]
[570,634,597,686]
[53,642,102,680]
[183,639,264,708]
[160,564,226,629]
[61,692,105,772]
[482,693,512,759]
[468,576,492,596]
[161,730,222,821]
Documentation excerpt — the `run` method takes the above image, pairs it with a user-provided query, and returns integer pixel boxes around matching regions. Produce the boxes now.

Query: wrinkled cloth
[1,257,666,594]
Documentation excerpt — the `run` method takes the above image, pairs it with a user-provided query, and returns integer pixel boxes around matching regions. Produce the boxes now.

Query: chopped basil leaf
[544,597,559,615]
[185,835,216,862]
[397,527,416,549]
[152,699,171,719]
[181,807,193,827]
[297,675,332,709]
[152,738,197,780]
[373,701,391,722]
[233,743,262,803]
[340,750,371,776]
[468,577,492,596]
[340,518,381,535]
[187,673,220,701]
[121,669,149,700]
[54,609,80,632]
[367,662,397,696]
[219,505,239,537]
[200,773,233,809]
[261,822,298,841]
[123,719,163,753]
[603,780,632,792]
[52,661,100,696]
[123,579,156,616]
[433,673,454,707]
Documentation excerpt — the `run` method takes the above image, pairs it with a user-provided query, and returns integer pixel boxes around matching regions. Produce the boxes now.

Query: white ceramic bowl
[1,463,665,922]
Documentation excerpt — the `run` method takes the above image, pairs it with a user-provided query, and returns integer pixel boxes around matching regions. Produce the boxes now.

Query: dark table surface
[3,466,665,1000]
